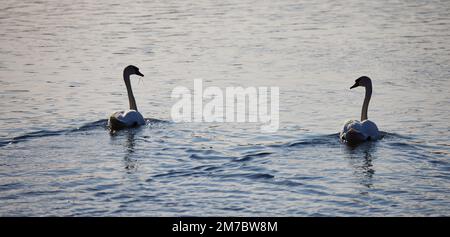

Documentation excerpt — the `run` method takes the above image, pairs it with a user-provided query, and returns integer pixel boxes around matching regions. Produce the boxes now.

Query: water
[0,0,449,216]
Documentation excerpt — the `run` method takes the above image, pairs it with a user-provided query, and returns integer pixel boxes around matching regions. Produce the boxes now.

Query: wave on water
[268,131,417,151]
[286,133,341,148]
[0,118,167,148]
[287,131,410,146]
[0,119,108,148]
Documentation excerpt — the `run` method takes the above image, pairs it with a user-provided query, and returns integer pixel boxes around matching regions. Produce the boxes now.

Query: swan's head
[350,76,371,89]
[124,65,144,77]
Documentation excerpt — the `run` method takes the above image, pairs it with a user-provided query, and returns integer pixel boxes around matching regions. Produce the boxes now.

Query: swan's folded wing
[122,110,146,126]
[361,120,380,140]
[341,120,360,133]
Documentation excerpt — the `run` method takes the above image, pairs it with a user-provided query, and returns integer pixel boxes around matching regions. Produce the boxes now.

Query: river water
[0,0,449,216]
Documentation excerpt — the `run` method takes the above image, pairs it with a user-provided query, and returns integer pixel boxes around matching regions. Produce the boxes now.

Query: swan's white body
[340,119,380,143]
[340,76,380,144]
[108,65,145,130]
[108,110,145,128]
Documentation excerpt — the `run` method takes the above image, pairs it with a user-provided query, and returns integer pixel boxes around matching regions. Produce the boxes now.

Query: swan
[340,76,380,144]
[108,65,146,131]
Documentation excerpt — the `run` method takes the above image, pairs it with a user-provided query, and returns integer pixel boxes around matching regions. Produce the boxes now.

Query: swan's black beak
[350,82,358,89]
[136,71,144,77]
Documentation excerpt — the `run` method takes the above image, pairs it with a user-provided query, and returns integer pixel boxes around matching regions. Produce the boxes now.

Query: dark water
[0,0,449,216]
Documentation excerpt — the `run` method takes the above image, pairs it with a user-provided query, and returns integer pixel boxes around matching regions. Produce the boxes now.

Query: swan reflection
[123,129,139,172]
[345,142,377,189]
[110,128,140,172]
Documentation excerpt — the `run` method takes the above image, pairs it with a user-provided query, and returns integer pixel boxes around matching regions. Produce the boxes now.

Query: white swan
[340,76,380,144]
[108,65,146,130]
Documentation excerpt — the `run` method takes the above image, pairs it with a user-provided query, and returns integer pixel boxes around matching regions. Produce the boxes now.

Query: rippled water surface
[1,0,449,216]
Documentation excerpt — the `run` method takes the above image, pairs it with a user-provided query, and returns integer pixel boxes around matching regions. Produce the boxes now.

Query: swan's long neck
[361,83,372,121]
[123,72,138,111]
